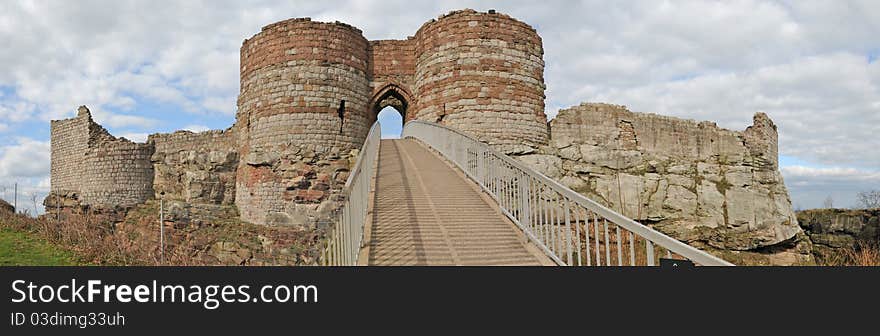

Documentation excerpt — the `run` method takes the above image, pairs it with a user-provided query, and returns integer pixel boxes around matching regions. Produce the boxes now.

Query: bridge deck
[366,139,552,266]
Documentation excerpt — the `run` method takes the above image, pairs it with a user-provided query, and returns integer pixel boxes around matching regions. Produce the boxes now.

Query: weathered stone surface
[49,106,154,208]
[245,151,280,167]
[149,129,238,205]
[798,208,880,263]
[519,103,807,264]
[212,241,253,265]
[558,146,581,161]
[265,211,310,229]
[517,154,562,179]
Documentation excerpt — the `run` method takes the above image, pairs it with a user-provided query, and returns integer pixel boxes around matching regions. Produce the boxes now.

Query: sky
[0,0,877,212]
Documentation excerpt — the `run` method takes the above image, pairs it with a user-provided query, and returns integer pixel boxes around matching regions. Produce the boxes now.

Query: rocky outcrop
[235,143,355,228]
[798,208,880,262]
[516,103,810,265]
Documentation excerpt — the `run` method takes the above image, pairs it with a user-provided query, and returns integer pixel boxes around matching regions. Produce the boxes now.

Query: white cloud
[118,132,149,143]
[182,125,211,133]
[0,0,877,210]
[0,137,51,214]
[0,100,36,123]
[783,166,880,180]
[582,53,880,167]
[782,165,880,209]
[0,138,49,179]
[94,113,159,129]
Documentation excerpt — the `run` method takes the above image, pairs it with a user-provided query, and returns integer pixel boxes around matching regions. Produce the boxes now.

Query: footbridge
[322,121,734,266]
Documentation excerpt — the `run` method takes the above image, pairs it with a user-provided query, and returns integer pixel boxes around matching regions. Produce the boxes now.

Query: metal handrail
[403,121,734,266]
[321,121,381,266]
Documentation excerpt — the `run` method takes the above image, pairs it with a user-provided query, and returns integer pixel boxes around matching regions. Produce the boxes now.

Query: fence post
[159,196,165,265]
[13,182,17,214]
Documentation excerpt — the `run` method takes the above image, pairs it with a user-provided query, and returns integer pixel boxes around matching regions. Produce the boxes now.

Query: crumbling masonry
[46,9,809,264]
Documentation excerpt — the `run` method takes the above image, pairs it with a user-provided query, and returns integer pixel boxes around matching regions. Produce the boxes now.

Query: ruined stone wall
[521,103,808,264]
[49,107,154,208]
[411,9,548,150]
[148,129,238,204]
[80,139,154,207]
[50,106,92,194]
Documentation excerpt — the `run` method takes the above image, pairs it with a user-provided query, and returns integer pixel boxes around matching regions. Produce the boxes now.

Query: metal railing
[321,122,381,266]
[402,121,734,266]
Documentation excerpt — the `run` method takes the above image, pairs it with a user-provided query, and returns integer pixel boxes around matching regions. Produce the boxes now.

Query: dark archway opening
[371,85,411,139]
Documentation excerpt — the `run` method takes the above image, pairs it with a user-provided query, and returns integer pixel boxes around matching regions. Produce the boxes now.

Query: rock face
[149,130,238,205]
[798,208,880,262]
[516,103,809,264]
[235,143,353,227]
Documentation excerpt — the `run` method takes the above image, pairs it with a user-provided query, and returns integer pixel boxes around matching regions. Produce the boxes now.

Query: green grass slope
[0,226,79,266]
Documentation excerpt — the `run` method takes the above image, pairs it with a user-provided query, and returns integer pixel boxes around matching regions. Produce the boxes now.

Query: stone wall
[411,9,548,149]
[369,39,416,120]
[228,10,554,224]
[80,137,154,207]
[236,19,372,225]
[798,208,880,262]
[49,106,154,209]
[521,103,808,264]
[235,144,354,227]
[148,129,238,204]
[50,106,92,195]
[238,18,373,151]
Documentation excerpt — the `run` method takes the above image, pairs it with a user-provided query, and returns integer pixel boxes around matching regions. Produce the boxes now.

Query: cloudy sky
[0,0,877,212]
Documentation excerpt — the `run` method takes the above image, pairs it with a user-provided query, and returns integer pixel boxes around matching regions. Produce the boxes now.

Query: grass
[0,226,79,266]
[818,243,880,266]
[0,201,316,266]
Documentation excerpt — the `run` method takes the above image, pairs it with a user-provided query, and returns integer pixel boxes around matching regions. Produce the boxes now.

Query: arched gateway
[235,9,550,224]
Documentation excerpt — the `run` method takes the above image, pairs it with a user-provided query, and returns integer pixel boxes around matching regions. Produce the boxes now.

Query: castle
[46,9,807,264]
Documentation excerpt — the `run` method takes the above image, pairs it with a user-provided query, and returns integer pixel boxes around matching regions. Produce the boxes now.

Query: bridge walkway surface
[366,139,554,266]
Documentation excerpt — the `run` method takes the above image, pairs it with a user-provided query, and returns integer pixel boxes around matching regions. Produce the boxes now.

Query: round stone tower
[411,9,549,148]
[235,18,371,224]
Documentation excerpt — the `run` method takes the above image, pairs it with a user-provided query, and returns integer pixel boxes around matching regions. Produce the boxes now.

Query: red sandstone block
[295,189,324,202]
[316,173,330,183]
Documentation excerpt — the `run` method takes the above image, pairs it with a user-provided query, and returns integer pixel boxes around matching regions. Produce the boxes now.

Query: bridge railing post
[518,171,530,228]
